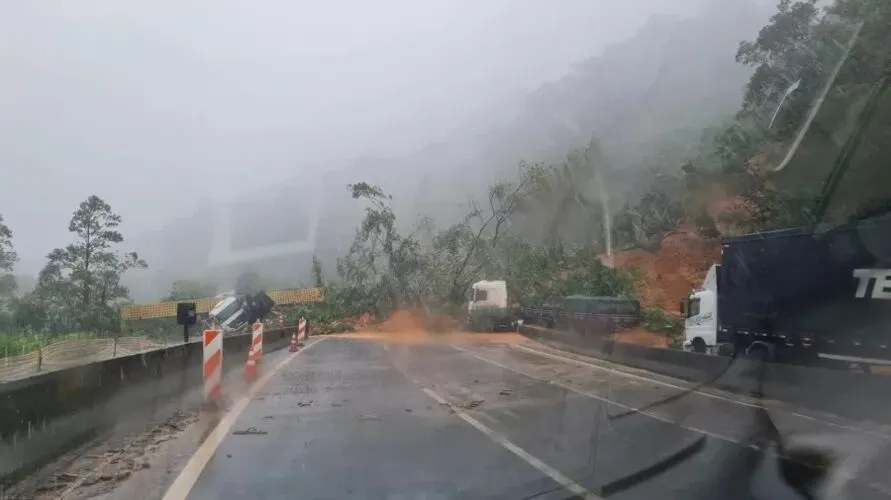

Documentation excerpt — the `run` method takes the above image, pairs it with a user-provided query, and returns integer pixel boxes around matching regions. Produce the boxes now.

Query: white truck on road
[682,215,891,370]
[466,280,516,332]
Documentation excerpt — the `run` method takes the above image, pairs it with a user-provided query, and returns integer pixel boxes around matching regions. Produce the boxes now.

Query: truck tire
[691,338,707,354]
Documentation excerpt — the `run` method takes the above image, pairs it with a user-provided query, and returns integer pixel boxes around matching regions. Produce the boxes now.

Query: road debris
[232,427,268,435]
[498,389,513,396]
[457,399,484,409]
[357,414,380,421]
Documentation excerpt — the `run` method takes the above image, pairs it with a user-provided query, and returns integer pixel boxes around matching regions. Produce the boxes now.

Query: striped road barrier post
[203,329,222,404]
[251,322,264,363]
[297,317,307,345]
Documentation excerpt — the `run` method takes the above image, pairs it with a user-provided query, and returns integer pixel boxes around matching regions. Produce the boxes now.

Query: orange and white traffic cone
[244,344,259,381]
[288,331,299,352]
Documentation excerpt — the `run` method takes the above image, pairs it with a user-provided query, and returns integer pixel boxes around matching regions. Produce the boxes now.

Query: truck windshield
[687,298,700,318]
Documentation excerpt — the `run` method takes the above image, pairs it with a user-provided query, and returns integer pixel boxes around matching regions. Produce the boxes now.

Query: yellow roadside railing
[120,287,324,320]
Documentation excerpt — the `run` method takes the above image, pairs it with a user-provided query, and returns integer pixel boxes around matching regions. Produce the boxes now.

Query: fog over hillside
[1,0,777,302]
[117,1,771,301]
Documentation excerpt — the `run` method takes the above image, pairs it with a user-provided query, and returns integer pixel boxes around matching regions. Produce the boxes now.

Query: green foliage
[500,239,636,307]
[0,214,17,311]
[19,195,147,334]
[513,141,612,251]
[0,214,16,274]
[640,307,684,348]
[331,158,639,324]
[278,291,367,335]
[311,254,324,287]
[0,331,104,358]
[713,0,888,231]
[612,170,686,249]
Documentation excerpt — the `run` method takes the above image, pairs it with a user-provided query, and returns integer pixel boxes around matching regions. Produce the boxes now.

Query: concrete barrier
[0,327,293,487]
[519,324,891,424]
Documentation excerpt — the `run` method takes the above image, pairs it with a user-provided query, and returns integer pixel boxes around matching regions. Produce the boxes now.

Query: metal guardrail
[0,337,171,383]
[0,326,297,486]
[518,323,891,424]
[0,319,295,384]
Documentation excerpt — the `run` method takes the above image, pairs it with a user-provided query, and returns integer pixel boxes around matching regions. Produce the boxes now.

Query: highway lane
[169,335,891,500]
[178,338,575,500]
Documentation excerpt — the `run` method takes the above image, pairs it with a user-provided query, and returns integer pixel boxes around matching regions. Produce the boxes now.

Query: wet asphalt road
[184,336,891,500]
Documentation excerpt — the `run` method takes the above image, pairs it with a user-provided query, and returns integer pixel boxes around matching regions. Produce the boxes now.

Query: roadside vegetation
[310,0,891,341]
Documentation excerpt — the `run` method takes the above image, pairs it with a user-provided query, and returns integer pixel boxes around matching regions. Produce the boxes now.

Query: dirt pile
[376,309,429,333]
[609,230,721,313]
[342,308,521,345]
[373,308,461,334]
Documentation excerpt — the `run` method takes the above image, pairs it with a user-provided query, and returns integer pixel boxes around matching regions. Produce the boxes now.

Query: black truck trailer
[685,211,891,370]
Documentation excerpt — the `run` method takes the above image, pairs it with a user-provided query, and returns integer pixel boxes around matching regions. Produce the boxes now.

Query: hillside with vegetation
[118,1,771,302]
[2,0,889,350]
[304,0,891,341]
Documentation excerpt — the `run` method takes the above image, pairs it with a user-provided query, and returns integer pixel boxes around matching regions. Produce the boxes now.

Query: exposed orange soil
[340,308,524,346]
[610,229,720,314]
[601,188,729,348]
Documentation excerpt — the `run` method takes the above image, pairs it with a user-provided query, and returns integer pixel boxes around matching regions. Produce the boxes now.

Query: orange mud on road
[338,309,526,346]
[333,330,527,346]
[338,310,669,349]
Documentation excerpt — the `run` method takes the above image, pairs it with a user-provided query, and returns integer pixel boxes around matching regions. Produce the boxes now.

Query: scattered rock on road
[232,427,268,435]
[457,400,484,409]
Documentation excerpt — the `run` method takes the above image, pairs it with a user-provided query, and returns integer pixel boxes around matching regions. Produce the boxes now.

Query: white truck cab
[467,280,513,331]
[682,264,719,354]
[469,280,508,312]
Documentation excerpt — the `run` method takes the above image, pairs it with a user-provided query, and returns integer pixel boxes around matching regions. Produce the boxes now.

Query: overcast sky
[0,0,693,273]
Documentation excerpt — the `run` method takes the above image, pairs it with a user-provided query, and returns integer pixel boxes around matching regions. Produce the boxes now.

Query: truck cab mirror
[679,300,686,316]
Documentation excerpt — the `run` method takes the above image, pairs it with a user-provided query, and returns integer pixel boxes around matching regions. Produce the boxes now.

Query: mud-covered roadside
[6,349,274,500]
[8,408,199,500]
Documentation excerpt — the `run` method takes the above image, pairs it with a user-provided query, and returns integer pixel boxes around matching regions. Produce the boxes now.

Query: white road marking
[455,344,891,496]
[510,342,891,440]
[452,345,737,443]
[513,343,761,406]
[420,386,602,500]
[162,338,325,500]
[451,383,487,402]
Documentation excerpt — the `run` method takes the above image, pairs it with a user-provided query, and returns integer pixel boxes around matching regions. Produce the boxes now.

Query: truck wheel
[691,338,707,354]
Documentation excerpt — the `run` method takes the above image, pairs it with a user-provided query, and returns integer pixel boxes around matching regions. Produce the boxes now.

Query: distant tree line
[0,196,146,335]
